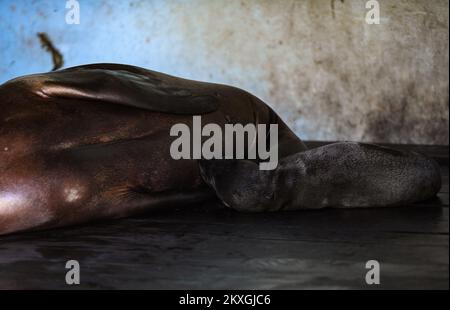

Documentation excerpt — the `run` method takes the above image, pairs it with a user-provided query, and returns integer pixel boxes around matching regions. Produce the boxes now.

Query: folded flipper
[9,63,219,115]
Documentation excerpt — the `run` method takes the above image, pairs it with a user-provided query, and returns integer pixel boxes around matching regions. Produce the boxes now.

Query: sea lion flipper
[21,64,219,115]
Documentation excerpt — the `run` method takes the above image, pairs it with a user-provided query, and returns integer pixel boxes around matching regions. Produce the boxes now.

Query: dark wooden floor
[0,142,448,290]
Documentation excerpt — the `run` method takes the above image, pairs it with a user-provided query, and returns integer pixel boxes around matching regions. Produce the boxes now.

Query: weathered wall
[0,0,448,144]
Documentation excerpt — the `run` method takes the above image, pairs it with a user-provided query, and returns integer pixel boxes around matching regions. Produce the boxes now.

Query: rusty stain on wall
[0,0,448,145]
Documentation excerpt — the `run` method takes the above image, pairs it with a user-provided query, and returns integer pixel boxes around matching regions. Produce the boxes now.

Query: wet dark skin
[0,64,441,235]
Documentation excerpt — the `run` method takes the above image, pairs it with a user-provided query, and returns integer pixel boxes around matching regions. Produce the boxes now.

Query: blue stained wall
[0,0,448,144]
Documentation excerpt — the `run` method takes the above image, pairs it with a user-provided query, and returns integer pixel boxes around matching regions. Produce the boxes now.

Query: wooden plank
[0,203,447,289]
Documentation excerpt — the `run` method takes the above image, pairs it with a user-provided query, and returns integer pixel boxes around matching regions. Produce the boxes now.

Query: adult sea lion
[0,64,441,235]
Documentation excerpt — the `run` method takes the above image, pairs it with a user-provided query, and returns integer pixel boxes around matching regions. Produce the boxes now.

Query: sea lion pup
[199,143,441,211]
[0,64,441,235]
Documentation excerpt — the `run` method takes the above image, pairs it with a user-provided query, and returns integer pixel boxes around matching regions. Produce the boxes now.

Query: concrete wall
[0,0,448,144]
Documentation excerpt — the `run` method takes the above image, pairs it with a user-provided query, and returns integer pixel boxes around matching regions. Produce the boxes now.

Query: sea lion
[0,64,441,235]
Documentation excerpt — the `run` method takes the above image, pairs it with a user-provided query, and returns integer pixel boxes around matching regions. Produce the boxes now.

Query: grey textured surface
[0,0,448,144]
